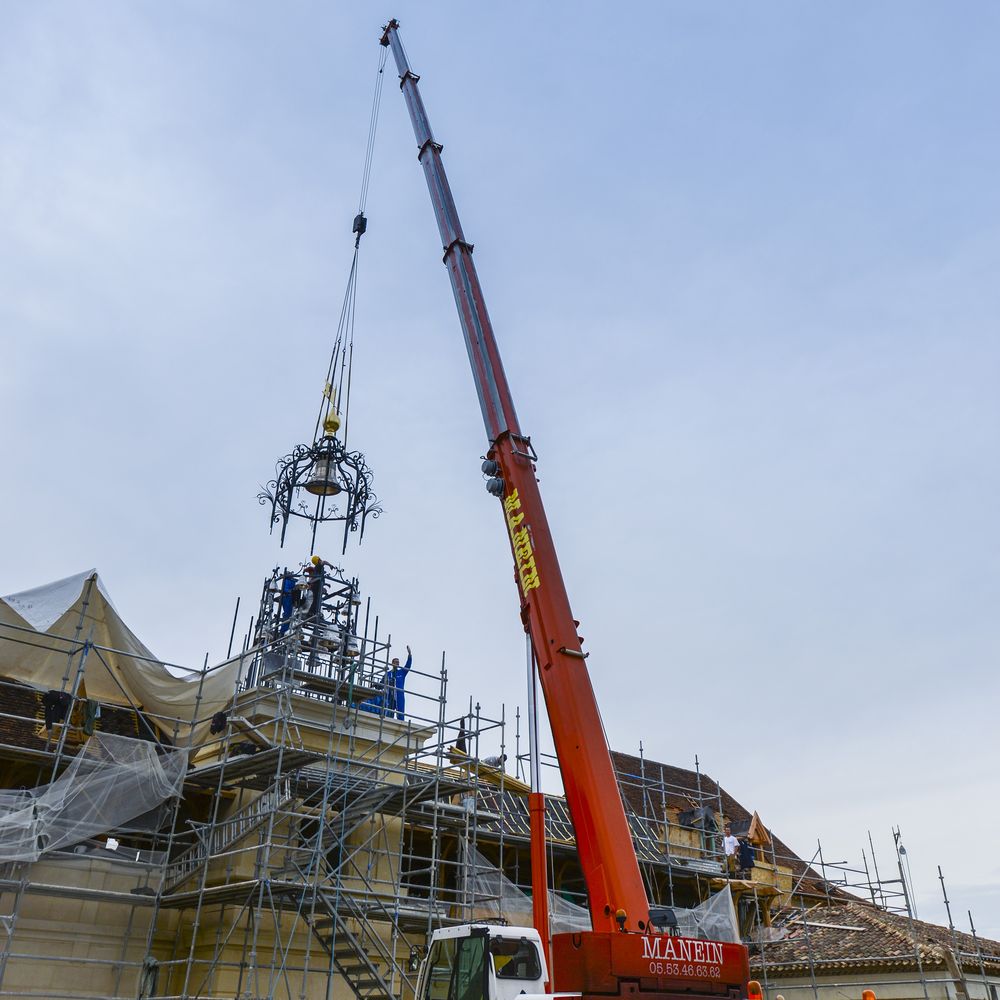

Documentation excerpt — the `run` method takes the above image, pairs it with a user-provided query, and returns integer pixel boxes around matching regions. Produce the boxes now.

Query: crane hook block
[353,213,368,237]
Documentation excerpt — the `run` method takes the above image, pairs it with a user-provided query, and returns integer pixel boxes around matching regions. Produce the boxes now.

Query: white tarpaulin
[0,570,244,737]
[0,731,187,862]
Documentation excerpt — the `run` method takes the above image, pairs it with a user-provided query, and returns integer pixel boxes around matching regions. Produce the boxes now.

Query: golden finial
[323,409,341,436]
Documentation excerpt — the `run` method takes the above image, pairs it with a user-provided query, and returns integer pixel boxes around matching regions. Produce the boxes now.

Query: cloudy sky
[2,2,998,938]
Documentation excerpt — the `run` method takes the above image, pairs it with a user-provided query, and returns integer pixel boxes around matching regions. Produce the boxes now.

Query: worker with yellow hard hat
[303,555,334,621]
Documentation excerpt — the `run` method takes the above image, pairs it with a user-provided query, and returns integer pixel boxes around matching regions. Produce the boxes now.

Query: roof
[0,675,156,763]
[473,785,680,866]
[465,751,826,885]
[752,900,1000,976]
[611,751,828,893]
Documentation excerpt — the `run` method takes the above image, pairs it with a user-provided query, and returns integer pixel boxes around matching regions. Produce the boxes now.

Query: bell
[305,456,342,496]
[343,636,360,658]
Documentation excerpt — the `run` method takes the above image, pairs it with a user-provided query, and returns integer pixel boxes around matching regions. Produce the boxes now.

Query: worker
[303,555,335,621]
[723,823,739,877]
[384,645,412,720]
[483,753,507,770]
[738,837,756,879]
[360,645,412,719]
[273,571,297,636]
[358,689,383,715]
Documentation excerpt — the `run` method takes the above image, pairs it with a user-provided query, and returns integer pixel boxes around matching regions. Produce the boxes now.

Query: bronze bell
[305,456,342,496]
[305,408,344,496]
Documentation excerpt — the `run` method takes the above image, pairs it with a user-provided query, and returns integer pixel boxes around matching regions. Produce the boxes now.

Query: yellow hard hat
[311,556,321,566]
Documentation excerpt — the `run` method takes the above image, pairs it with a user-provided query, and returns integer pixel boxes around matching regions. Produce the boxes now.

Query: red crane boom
[381,17,647,936]
[381,19,751,999]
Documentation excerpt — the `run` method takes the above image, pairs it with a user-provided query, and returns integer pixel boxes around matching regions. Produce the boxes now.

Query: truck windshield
[422,936,487,1000]
[490,937,542,981]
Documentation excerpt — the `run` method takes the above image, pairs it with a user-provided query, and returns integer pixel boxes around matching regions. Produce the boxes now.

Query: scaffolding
[0,564,518,1000]
[1,569,999,1000]
[608,746,1000,1000]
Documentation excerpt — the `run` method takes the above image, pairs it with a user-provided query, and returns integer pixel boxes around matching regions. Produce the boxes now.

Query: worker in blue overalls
[384,645,412,720]
[275,571,297,636]
[360,645,412,720]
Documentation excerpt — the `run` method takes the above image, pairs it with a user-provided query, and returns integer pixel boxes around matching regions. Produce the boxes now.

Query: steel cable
[312,44,388,446]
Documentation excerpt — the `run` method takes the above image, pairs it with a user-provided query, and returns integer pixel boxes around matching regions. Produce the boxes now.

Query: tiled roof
[0,676,151,761]
[474,787,670,865]
[472,751,827,883]
[611,752,820,882]
[751,901,1000,975]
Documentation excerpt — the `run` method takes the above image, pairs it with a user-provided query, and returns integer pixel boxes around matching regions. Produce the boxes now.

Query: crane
[381,18,753,1000]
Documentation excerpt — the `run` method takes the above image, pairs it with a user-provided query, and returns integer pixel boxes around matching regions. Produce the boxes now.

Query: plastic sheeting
[671,885,740,943]
[461,844,592,933]
[0,732,187,862]
[461,844,740,943]
[0,570,244,737]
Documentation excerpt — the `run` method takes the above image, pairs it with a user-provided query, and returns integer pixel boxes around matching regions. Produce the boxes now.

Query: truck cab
[415,925,555,1000]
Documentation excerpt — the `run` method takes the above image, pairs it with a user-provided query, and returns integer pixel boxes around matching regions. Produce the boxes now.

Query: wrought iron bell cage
[259,425,381,554]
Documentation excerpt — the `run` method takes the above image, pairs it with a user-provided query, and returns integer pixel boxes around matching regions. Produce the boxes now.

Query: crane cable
[313,43,388,449]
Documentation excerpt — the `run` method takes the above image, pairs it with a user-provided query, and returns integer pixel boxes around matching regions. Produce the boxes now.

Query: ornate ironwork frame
[258,432,381,553]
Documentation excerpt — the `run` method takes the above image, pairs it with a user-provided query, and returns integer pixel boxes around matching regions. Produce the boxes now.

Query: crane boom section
[381,20,649,934]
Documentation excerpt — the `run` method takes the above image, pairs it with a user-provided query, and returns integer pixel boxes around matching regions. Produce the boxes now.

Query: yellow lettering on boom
[502,487,542,593]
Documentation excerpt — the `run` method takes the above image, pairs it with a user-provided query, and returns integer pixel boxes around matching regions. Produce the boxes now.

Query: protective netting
[0,732,187,862]
[672,884,740,943]
[461,844,591,933]
[461,844,740,942]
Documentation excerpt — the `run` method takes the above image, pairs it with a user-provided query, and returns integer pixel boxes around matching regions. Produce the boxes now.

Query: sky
[2,1,999,939]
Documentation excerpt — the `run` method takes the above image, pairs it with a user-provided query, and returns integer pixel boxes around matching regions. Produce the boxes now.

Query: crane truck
[381,19,755,1000]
